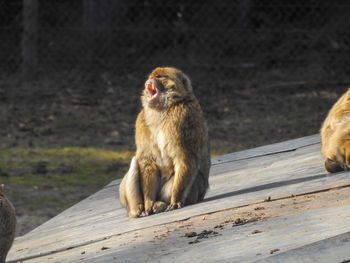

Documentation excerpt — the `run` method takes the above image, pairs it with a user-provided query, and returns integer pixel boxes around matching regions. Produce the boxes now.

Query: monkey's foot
[166,202,183,211]
[152,201,167,214]
[141,200,155,217]
[324,158,343,173]
[128,204,144,218]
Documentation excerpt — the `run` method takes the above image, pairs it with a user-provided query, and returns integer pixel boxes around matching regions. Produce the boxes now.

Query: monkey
[320,88,350,173]
[0,184,16,263]
[119,67,211,218]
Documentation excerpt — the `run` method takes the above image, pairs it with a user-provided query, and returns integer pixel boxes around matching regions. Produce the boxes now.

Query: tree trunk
[22,0,38,82]
[239,0,254,27]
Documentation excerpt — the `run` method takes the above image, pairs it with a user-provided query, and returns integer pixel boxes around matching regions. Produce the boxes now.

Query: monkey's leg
[139,158,160,216]
[184,180,199,205]
[184,170,210,205]
[119,157,144,218]
[167,156,197,211]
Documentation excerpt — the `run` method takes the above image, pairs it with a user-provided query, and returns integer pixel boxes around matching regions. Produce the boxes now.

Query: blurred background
[1,0,350,235]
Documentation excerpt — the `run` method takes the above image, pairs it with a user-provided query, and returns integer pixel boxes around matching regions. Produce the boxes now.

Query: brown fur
[0,184,16,263]
[120,67,210,217]
[321,88,350,173]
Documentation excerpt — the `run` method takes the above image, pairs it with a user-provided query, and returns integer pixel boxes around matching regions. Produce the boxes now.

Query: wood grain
[7,134,350,263]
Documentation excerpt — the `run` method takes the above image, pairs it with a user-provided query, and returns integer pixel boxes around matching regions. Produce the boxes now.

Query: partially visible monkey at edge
[0,184,16,263]
[321,88,350,173]
[120,67,211,218]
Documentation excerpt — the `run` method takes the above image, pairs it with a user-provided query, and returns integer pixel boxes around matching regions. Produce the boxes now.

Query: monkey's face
[142,67,192,110]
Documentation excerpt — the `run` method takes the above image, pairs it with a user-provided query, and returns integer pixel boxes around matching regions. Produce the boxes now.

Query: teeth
[147,83,158,99]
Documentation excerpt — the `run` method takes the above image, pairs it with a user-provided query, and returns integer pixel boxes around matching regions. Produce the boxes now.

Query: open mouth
[146,81,160,100]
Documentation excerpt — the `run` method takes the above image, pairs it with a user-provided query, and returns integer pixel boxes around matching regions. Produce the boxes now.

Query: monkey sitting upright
[321,88,350,173]
[0,184,16,263]
[119,67,211,218]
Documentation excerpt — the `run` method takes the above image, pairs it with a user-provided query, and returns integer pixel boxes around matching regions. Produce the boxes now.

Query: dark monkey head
[142,67,193,110]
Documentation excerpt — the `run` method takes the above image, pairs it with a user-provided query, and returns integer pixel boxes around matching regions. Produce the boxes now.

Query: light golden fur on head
[120,67,210,217]
[321,88,350,173]
[0,184,16,263]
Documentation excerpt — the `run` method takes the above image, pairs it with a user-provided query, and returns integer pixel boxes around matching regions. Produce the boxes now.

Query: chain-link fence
[2,0,350,89]
[1,0,350,150]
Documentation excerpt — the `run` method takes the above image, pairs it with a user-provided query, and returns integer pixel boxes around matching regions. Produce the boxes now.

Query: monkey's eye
[168,85,176,91]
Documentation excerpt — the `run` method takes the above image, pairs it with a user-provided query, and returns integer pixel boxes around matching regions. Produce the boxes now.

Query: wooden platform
[6,134,350,263]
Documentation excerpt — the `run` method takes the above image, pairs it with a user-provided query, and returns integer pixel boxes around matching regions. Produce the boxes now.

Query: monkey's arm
[167,105,204,210]
[167,153,198,210]
[135,110,161,215]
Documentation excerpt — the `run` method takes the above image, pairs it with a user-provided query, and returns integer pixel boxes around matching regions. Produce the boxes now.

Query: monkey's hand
[166,202,183,211]
[128,204,144,218]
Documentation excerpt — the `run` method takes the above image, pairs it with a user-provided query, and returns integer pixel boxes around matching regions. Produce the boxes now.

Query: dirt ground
[0,67,349,236]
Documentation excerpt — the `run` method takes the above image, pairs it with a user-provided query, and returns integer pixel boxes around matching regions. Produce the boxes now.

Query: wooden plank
[9,135,348,263]
[19,203,350,263]
[254,231,350,263]
[9,140,350,262]
[8,170,350,262]
[9,186,350,263]
[16,144,320,234]
[79,205,350,263]
[27,143,323,235]
[211,134,320,165]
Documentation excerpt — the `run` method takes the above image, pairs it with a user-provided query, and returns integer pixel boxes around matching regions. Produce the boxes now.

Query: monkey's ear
[0,184,4,194]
